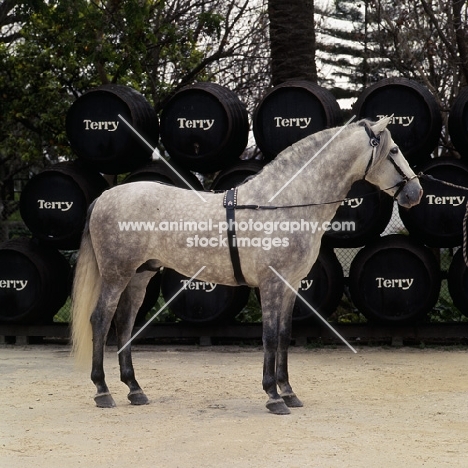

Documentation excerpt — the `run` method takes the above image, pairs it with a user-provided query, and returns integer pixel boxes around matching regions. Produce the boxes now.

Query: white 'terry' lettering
[425,194,465,206]
[177,118,215,131]
[341,198,363,208]
[37,200,74,212]
[300,279,314,291]
[375,277,414,290]
[0,279,28,291]
[180,280,216,292]
[274,117,312,129]
[376,115,415,127]
[83,120,119,131]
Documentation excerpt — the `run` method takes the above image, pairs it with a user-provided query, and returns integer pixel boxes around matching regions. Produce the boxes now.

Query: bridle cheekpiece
[363,123,380,178]
[362,122,418,199]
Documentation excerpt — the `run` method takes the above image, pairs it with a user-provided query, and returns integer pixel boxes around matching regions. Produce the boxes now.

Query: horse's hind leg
[114,270,158,406]
[91,278,130,408]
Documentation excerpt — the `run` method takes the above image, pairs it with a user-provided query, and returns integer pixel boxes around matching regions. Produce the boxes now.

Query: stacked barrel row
[154,78,468,325]
[248,77,468,324]
[352,80,468,322]
[0,86,156,323]
[2,78,468,325]
[0,83,249,324]
[247,77,468,324]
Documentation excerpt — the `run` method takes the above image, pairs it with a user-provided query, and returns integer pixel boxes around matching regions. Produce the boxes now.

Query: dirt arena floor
[1,344,468,467]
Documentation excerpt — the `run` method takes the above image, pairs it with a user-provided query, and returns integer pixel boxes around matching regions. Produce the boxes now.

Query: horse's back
[87,182,236,281]
[92,182,218,223]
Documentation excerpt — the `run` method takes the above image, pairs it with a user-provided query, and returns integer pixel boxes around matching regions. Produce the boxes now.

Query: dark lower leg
[262,348,279,400]
[263,352,290,414]
[259,282,302,414]
[90,280,130,408]
[277,350,303,407]
[276,301,303,408]
[90,310,116,408]
[116,327,148,405]
[117,346,148,405]
[114,272,155,405]
[262,327,290,415]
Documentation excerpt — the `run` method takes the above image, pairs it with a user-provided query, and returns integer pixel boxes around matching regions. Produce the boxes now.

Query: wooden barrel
[323,180,394,248]
[66,84,159,174]
[292,247,344,322]
[348,235,441,323]
[253,80,342,160]
[448,87,468,158]
[0,238,70,324]
[160,83,249,173]
[122,160,204,190]
[353,78,442,166]
[20,161,109,250]
[209,160,265,190]
[447,248,468,317]
[161,269,250,323]
[399,158,468,247]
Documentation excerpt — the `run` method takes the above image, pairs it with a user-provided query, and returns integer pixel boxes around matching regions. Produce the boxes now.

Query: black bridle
[362,122,418,199]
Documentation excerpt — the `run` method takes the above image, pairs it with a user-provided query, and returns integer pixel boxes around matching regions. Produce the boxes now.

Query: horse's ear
[371,115,393,134]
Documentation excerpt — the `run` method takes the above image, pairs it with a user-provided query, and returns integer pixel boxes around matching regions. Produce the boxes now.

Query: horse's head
[360,117,423,209]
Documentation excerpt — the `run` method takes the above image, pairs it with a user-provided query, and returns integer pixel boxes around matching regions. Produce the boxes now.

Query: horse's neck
[241,129,368,206]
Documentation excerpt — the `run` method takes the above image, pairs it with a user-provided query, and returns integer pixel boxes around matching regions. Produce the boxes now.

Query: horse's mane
[239,118,393,187]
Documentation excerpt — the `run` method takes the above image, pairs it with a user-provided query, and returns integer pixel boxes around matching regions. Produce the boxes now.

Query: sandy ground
[1,344,468,468]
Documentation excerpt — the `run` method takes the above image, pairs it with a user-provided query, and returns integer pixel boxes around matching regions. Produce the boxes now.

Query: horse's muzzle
[396,179,423,209]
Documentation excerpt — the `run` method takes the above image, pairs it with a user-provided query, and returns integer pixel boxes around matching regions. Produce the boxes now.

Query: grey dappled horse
[71,117,422,415]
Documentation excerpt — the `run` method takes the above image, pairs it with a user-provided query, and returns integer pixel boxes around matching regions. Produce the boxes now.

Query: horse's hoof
[281,393,304,408]
[266,398,291,415]
[128,390,149,406]
[94,392,116,408]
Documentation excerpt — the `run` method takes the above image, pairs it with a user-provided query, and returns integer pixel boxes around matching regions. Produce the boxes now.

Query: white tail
[70,221,102,369]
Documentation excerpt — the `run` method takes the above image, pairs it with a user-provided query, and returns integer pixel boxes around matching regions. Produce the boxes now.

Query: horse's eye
[390,147,399,154]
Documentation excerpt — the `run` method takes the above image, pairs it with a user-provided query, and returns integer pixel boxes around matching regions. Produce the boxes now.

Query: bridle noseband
[362,123,418,199]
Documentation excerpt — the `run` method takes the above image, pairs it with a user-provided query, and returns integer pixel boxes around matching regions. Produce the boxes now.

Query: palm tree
[268,0,317,85]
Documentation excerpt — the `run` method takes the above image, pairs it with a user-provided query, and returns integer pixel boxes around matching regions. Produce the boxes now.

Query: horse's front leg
[114,271,157,406]
[276,303,303,409]
[262,316,288,414]
[260,282,300,415]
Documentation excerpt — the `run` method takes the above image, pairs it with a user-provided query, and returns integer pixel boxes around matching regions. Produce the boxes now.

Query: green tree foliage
[0,0,267,218]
